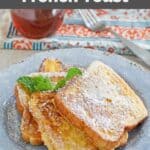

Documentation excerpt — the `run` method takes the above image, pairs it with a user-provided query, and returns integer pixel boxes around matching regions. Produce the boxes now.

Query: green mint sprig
[17,67,82,93]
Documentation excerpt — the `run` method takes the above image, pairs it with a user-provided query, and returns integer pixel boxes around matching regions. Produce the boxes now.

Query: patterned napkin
[0,9,150,55]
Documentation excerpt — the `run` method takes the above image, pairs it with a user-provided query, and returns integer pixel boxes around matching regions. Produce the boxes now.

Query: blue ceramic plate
[0,48,150,150]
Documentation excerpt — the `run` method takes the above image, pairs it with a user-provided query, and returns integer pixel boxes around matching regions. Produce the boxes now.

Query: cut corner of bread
[55,60,148,150]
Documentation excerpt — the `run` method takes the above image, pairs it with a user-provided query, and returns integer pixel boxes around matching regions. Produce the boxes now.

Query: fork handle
[110,30,150,66]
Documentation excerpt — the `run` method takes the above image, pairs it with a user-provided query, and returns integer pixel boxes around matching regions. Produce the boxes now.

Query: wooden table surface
[0,50,149,71]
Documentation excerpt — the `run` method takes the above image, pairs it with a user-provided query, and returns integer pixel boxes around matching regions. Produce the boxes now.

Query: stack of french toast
[15,59,148,150]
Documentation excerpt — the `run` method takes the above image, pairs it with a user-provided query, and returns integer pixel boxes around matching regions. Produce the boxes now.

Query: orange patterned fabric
[1,9,150,55]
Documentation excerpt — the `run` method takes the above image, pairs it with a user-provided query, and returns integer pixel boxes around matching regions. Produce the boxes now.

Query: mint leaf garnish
[17,76,34,92]
[54,79,66,91]
[17,67,82,93]
[17,75,54,93]
[31,76,54,92]
[66,67,82,81]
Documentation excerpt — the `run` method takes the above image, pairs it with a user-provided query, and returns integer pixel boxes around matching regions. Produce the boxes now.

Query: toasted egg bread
[29,92,97,150]
[55,61,148,150]
[15,59,63,145]
[15,84,42,145]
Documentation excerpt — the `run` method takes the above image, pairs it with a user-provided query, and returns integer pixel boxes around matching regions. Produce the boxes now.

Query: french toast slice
[15,59,63,145]
[55,61,148,150]
[15,85,42,145]
[29,92,98,150]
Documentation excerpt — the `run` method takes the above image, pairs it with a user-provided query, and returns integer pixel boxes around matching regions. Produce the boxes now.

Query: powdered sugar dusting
[4,96,46,150]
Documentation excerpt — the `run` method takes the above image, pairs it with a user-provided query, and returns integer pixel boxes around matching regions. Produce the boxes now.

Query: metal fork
[78,9,150,66]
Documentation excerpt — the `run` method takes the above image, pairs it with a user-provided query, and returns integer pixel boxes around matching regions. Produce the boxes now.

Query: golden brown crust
[15,85,43,145]
[39,58,63,72]
[21,109,42,145]
[15,86,24,115]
